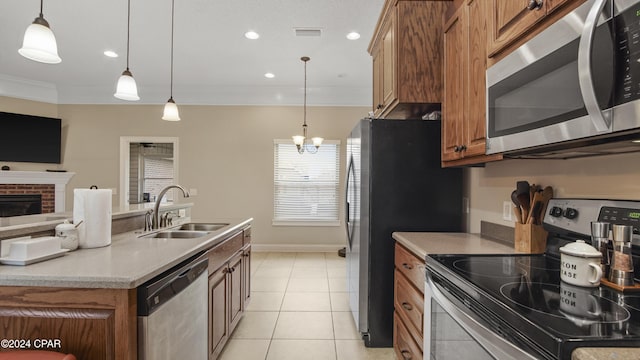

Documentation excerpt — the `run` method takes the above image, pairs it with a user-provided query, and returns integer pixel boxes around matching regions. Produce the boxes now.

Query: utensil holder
[515,222,548,254]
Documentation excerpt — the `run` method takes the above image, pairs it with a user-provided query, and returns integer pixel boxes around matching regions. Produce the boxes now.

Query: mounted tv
[0,111,62,164]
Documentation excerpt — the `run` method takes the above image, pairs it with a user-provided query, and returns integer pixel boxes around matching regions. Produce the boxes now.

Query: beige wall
[5,96,640,245]
[1,96,367,250]
[464,153,640,233]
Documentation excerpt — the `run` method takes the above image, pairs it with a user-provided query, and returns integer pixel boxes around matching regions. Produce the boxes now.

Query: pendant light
[114,0,140,101]
[292,56,323,154]
[18,0,61,64]
[162,0,180,121]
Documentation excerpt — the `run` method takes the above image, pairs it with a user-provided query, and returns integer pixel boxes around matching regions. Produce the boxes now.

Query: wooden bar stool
[0,351,76,360]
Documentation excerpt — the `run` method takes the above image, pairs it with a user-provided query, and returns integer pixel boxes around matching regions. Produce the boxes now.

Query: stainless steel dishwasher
[137,253,208,360]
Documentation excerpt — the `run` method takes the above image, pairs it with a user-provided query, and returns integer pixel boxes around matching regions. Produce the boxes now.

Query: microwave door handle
[425,272,538,360]
[578,0,611,132]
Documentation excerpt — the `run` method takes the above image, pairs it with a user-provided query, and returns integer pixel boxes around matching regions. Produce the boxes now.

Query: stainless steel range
[425,199,640,359]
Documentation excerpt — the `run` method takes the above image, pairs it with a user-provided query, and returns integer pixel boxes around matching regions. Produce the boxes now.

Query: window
[273,139,340,226]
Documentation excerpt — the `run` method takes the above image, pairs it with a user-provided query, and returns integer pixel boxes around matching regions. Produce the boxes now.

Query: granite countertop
[572,347,640,360]
[392,231,517,259]
[0,217,251,289]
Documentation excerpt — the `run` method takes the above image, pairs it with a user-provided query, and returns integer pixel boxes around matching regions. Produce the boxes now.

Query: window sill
[272,220,341,227]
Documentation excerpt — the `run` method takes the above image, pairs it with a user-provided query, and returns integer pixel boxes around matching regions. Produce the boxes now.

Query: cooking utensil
[539,186,553,221]
[516,181,531,223]
[511,190,522,224]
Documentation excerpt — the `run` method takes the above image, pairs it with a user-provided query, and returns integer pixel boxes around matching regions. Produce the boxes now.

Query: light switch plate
[503,201,512,221]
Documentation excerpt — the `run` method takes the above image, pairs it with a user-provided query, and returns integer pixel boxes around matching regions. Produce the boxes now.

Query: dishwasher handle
[137,254,208,316]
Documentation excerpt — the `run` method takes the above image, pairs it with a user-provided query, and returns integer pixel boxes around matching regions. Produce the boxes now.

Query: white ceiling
[0,0,385,106]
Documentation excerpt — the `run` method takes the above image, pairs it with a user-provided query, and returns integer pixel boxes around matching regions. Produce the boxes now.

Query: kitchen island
[0,211,252,360]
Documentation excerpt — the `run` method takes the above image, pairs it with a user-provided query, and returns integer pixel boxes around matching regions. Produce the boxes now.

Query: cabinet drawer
[208,231,243,274]
[395,243,424,293]
[393,311,423,360]
[394,269,424,345]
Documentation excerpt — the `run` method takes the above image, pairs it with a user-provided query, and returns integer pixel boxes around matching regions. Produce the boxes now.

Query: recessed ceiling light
[633,139,640,143]
[346,32,361,40]
[103,50,119,58]
[245,31,260,40]
[264,73,275,79]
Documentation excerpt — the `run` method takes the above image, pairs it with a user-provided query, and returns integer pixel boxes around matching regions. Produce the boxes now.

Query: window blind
[273,140,340,225]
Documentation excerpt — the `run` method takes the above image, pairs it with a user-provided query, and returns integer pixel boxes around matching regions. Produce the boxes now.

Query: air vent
[294,28,322,37]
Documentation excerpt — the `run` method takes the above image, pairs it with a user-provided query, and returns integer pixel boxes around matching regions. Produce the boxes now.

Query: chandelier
[292,56,323,154]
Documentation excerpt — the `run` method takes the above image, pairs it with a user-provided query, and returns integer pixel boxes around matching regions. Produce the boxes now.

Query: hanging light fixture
[114,0,140,101]
[162,0,180,121]
[18,0,61,64]
[292,56,323,154]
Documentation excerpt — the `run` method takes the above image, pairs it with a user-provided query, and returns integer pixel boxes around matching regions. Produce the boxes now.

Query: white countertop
[0,217,251,289]
[392,232,517,259]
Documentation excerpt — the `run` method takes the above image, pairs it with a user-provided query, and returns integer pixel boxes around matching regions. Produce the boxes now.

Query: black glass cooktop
[427,254,640,359]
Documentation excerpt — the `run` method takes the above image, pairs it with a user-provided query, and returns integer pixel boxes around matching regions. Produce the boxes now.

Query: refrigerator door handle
[345,155,355,248]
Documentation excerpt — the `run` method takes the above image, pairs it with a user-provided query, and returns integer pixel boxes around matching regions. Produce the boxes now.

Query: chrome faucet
[152,185,190,229]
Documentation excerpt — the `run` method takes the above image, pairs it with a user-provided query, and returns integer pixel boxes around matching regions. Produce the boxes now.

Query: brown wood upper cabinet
[488,0,582,58]
[369,0,445,119]
[442,0,502,167]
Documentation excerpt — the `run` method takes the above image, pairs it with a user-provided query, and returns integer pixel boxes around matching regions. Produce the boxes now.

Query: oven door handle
[577,0,611,133]
[425,272,538,360]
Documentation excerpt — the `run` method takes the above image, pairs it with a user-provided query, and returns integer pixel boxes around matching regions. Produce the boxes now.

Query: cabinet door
[228,251,244,333]
[393,311,423,360]
[463,0,490,158]
[242,245,251,309]
[381,14,396,112]
[442,5,465,162]
[546,0,575,14]
[372,45,384,117]
[209,266,228,360]
[490,0,546,55]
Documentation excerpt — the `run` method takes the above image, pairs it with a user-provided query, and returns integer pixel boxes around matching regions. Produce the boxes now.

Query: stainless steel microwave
[486,0,640,158]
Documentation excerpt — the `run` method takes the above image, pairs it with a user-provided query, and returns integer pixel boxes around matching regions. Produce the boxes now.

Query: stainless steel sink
[150,230,210,239]
[178,223,229,231]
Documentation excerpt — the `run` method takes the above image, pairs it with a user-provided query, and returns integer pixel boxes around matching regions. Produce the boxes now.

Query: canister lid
[560,240,601,258]
[55,220,75,231]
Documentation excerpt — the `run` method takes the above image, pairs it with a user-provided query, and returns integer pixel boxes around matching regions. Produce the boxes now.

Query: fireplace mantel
[0,171,75,212]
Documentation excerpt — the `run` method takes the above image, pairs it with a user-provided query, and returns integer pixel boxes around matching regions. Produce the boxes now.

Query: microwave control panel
[615,3,640,105]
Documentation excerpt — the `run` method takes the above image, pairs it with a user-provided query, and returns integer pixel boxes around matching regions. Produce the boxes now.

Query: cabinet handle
[401,302,413,311]
[376,104,384,110]
[222,268,230,274]
[402,263,413,270]
[460,145,467,152]
[454,145,460,152]
[527,0,543,10]
[400,350,412,360]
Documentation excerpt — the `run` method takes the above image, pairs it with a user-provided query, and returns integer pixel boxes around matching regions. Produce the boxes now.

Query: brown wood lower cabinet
[208,230,251,360]
[0,287,136,359]
[394,242,425,360]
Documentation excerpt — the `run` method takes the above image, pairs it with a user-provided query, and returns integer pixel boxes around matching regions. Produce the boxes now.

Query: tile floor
[219,251,397,360]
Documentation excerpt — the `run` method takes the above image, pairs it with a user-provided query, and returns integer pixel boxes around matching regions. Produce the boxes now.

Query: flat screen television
[0,111,62,164]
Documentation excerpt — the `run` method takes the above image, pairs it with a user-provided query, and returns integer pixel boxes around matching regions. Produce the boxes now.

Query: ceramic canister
[55,220,79,251]
[559,240,603,287]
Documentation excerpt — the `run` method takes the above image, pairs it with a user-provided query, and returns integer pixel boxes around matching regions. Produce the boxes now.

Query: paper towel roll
[73,189,112,249]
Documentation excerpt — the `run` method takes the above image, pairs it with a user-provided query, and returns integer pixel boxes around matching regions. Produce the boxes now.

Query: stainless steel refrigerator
[345,119,463,347]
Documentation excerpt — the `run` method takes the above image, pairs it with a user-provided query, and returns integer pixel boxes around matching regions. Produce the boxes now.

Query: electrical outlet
[503,201,512,221]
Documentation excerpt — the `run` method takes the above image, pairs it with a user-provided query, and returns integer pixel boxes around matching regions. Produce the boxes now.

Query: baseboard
[251,243,345,253]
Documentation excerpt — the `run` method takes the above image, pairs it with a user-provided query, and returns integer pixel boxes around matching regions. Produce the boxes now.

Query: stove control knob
[550,206,563,217]
[563,208,579,220]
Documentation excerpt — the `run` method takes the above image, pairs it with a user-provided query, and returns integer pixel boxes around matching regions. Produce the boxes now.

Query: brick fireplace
[0,171,75,213]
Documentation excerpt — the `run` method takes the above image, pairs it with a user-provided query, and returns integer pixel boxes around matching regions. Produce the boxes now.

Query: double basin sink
[142,223,230,239]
